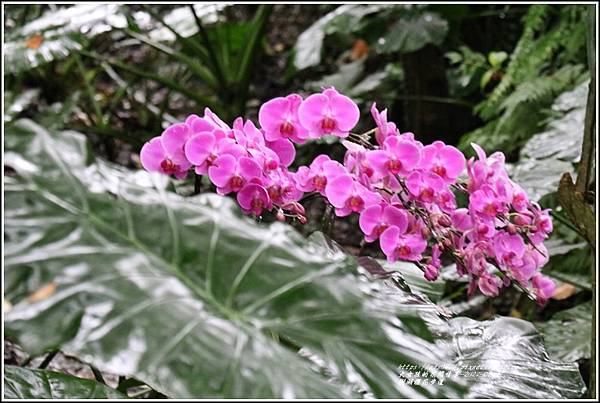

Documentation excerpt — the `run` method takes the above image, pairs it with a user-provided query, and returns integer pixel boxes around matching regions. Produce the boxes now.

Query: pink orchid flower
[140,123,194,179]
[366,136,421,177]
[406,170,446,204]
[184,129,245,175]
[265,139,296,168]
[259,93,309,144]
[359,204,408,242]
[298,87,360,138]
[420,141,465,182]
[379,225,427,262]
[208,154,263,195]
[370,103,400,145]
[531,273,556,305]
[295,154,346,194]
[325,174,381,216]
[237,183,272,216]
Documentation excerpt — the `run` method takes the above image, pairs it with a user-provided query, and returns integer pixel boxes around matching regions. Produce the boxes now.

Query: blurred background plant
[3,2,596,398]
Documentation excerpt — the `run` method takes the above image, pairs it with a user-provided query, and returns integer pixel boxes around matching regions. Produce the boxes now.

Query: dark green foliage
[459,5,588,156]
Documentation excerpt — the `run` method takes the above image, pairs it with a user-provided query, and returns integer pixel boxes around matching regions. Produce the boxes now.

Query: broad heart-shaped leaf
[536,302,592,363]
[4,365,125,399]
[293,4,390,70]
[4,120,586,399]
[375,10,448,54]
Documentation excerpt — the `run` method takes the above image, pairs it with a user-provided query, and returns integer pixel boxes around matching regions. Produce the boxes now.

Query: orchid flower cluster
[140,87,556,304]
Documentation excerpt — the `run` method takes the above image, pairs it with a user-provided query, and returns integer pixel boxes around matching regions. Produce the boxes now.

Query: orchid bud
[276,210,286,222]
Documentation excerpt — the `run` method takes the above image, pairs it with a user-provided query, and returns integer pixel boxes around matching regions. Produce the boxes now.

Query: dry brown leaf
[552,283,577,300]
[25,33,44,50]
[350,39,369,61]
[27,282,57,303]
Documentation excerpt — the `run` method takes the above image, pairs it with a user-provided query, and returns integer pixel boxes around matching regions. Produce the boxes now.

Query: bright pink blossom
[140,124,193,179]
[237,184,272,216]
[420,141,465,182]
[325,174,381,216]
[359,204,408,242]
[366,136,421,177]
[208,154,263,195]
[295,155,346,194]
[406,171,445,204]
[259,94,309,144]
[380,225,427,262]
[184,129,245,175]
[298,88,359,138]
[371,103,399,145]
[531,273,556,305]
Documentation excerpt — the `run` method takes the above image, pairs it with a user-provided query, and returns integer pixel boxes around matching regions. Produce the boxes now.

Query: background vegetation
[3,3,596,399]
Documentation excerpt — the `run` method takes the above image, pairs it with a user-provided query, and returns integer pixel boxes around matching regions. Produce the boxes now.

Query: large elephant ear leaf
[3,365,125,399]
[4,119,586,399]
[435,316,587,398]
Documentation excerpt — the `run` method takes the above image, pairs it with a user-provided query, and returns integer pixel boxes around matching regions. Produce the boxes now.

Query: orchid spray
[140,87,555,304]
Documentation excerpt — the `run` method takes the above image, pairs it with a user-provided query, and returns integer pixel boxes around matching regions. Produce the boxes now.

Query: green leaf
[479,69,495,90]
[3,365,125,399]
[487,51,508,67]
[4,120,586,398]
[147,4,226,42]
[379,260,445,303]
[293,5,390,70]
[4,89,40,123]
[306,59,365,94]
[543,243,592,291]
[537,303,592,362]
[376,11,448,54]
[507,79,588,201]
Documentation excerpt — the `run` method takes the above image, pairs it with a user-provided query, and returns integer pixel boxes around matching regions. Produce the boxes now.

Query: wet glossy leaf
[4,120,586,398]
[380,260,445,303]
[2,119,457,398]
[507,80,588,201]
[293,5,390,70]
[376,11,448,54]
[306,59,365,93]
[542,244,592,291]
[147,4,226,42]
[435,316,586,398]
[537,303,592,362]
[4,89,40,123]
[4,365,125,399]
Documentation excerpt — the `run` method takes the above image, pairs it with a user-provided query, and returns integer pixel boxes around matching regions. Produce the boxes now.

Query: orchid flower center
[483,203,497,216]
[268,185,282,200]
[229,175,244,192]
[321,116,336,133]
[279,121,295,136]
[503,251,516,263]
[420,188,435,202]
[362,163,374,177]
[160,158,180,175]
[397,245,411,258]
[374,224,387,236]
[250,197,264,212]
[346,195,365,212]
[266,159,278,170]
[206,153,217,166]
[385,159,402,174]
[312,175,327,191]
[433,165,446,177]
[282,185,295,197]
